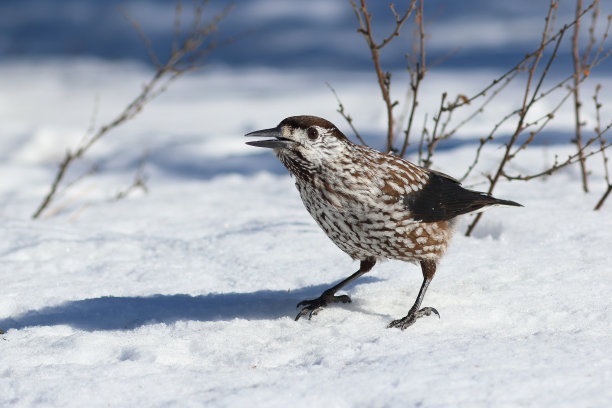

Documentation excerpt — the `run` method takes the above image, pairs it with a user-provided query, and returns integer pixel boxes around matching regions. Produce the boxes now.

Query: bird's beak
[245,127,294,149]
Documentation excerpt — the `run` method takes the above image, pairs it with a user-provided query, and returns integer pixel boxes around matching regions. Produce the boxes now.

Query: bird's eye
[307,127,319,140]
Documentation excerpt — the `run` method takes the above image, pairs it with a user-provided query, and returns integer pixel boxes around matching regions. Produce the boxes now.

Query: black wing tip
[492,197,523,207]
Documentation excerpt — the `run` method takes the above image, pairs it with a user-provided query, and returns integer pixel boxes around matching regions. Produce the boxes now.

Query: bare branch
[122,10,161,69]
[582,0,600,67]
[419,92,446,168]
[417,112,429,165]
[350,0,417,153]
[595,185,612,210]
[499,83,612,185]
[399,0,426,157]
[32,1,233,219]
[114,150,149,201]
[465,0,563,236]
[502,137,611,182]
[447,1,597,112]
[593,84,612,210]
[379,3,415,49]
[32,150,73,219]
[326,82,367,146]
[447,71,518,146]
[572,0,589,192]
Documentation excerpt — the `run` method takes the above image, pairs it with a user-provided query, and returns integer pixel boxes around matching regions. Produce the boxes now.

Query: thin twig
[417,113,429,165]
[572,0,589,192]
[593,84,612,210]
[595,185,612,210]
[121,9,161,69]
[582,1,600,68]
[446,71,519,146]
[114,159,149,201]
[420,92,447,168]
[350,0,417,152]
[435,3,600,180]
[466,0,561,236]
[399,0,426,157]
[326,83,367,145]
[502,137,612,181]
[32,1,233,219]
[447,1,597,113]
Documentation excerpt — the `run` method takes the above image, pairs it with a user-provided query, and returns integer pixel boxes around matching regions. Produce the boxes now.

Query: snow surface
[1,58,612,407]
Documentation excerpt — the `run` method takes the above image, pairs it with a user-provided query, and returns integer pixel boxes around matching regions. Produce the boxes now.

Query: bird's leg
[388,260,440,330]
[295,257,376,321]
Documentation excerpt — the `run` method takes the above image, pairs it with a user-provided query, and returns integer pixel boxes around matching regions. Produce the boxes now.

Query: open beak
[245,127,294,149]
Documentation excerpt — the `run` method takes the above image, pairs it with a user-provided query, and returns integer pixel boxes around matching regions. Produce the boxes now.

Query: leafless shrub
[465,0,612,235]
[32,1,233,219]
[593,85,612,210]
[349,0,423,154]
[572,0,589,192]
[336,0,612,236]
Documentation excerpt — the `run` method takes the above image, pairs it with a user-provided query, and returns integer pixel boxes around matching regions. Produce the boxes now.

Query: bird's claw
[388,306,439,330]
[295,293,351,321]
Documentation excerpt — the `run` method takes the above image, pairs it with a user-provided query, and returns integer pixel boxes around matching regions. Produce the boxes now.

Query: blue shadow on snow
[0,277,381,332]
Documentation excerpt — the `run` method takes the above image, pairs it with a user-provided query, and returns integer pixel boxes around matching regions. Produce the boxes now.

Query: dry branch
[350,0,418,153]
[593,84,612,210]
[32,1,232,219]
[340,0,610,235]
[500,138,612,183]
[113,150,150,201]
[572,0,589,192]
[399,0,426,157]
[464,0,612,236]
[326,83,367,146]
[465,0,566,236]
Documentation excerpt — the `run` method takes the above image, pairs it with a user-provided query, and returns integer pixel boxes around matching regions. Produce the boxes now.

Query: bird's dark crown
[279,115,349,142]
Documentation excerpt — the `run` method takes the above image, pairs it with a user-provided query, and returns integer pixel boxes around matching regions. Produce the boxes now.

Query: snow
[2,28,612,408]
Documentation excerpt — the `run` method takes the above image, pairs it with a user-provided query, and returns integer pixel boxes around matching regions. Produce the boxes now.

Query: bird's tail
[464,193,523,215]
[406,171,523,222]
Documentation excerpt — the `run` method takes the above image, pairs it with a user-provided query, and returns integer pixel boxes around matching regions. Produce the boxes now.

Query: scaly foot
[388,307,440,330]
[295,290,351,321]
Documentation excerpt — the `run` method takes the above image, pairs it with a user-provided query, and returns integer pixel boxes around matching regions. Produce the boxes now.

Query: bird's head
[245,115,351,178]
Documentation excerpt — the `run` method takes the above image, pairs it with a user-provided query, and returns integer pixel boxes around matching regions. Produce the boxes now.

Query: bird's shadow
[0,277,381,332]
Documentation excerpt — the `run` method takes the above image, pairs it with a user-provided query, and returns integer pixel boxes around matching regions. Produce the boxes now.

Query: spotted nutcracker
[245,115,521,329]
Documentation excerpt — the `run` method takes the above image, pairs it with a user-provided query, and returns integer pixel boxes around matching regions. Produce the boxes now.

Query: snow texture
[2,2,612,406]
[1,57,611,408]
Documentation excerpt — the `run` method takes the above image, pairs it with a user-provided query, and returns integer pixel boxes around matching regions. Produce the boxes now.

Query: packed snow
[1,58,611,407]
[2,1,612,405]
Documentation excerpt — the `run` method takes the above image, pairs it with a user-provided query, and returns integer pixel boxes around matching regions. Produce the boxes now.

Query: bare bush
[349,0,423,155]
[32,1,233,219]
[593,85,612,210]
[336,0,612,235]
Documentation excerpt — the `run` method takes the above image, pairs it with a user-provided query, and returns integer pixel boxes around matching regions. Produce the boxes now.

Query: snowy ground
[1,59,612,407]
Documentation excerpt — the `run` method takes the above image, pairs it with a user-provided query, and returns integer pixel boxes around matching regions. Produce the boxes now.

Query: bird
[245,115,522,329]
